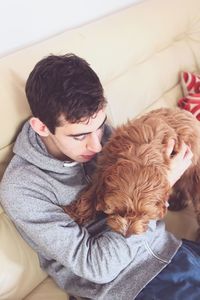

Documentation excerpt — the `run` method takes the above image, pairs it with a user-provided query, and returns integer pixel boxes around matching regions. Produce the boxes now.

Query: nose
[86,132,102,153]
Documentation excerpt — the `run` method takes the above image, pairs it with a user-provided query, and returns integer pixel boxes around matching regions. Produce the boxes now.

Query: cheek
[61,141,83,154]
[55,137,79,154]
[96,128,104,141]
[66,141,90,158]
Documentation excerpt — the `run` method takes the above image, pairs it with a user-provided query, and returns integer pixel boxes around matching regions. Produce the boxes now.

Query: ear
[29,117,50,137]
[107,214,149,237]
[95,160,137,213]
[107,215,129,236]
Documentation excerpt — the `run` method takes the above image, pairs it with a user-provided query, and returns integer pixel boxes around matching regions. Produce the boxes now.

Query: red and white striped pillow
[178,71,200,121]
[180,71,200,95]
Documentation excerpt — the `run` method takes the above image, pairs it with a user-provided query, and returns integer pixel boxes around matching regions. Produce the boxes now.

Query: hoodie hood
[13,121,80,173]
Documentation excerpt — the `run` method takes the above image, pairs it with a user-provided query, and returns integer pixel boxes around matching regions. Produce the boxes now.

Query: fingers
[166,139,175,157]
[171,142,193,162]
[183,146,193,160]
[167,141,193,187]
[166,140,193,161]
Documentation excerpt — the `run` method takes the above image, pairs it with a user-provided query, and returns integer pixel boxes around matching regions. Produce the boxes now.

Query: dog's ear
[64,182,99,224]
[107,213,150,237]
[95,159,137,213]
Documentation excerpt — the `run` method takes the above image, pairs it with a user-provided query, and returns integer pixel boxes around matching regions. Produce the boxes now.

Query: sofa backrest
[1,0,200,181]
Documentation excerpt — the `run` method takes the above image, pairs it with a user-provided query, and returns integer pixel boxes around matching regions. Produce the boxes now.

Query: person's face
[45,109,107,162]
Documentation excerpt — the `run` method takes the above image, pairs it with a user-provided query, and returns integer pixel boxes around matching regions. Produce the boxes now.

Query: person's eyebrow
[67,116,107,137]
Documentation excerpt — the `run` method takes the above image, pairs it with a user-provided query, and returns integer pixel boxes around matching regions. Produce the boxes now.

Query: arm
[0,181,141,285]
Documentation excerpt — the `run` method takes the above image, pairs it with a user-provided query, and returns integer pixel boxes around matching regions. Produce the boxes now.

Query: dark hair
[25,53,107,133]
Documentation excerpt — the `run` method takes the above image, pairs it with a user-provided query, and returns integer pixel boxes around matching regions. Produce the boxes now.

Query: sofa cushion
[0,210,47,299]
[24,277,69,300]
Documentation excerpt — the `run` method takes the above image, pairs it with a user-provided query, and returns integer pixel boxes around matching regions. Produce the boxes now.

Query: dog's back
[139,108,200,163]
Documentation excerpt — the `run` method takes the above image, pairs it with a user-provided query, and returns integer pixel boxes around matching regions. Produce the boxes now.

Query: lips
[82,153,96,158]
[81,154,96,160]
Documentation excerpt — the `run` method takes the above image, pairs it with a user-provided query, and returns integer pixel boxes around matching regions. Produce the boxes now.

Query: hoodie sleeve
[0,180,143,285]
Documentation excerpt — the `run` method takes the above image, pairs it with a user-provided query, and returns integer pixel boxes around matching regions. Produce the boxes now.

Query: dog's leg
[63,184,97,225]
[186,164,200,241]
[168,186,189,211]
[190,187,200,241]
[191,198,200,241]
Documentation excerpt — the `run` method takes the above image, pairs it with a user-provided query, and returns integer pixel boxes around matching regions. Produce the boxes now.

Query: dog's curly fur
[64,108,200,238]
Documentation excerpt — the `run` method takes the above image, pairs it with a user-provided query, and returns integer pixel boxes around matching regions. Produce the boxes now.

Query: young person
[0,54,199,300]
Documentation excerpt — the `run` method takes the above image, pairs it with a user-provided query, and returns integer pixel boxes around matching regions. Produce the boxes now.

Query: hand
[166,139,193,187]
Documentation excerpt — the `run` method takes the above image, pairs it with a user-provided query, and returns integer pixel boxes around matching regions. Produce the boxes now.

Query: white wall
[0,0,143,58]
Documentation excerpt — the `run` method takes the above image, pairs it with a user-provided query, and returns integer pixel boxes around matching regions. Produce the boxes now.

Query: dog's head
[96,157,170,237]
[95,118,174,237]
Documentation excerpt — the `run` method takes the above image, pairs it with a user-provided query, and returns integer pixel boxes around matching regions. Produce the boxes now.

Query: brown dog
[64,108,200,238]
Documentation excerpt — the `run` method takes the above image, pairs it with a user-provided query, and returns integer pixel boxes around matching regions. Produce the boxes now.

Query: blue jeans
[135,239,200,300]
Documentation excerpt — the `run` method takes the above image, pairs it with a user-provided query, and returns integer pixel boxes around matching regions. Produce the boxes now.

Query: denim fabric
[136,239,200,300]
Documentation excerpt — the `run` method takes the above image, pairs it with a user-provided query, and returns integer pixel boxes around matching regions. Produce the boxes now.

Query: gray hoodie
[0,121,181,299]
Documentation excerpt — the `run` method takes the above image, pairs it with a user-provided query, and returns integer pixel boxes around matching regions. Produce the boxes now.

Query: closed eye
[67,116,107,142]
[72,122,106,141]
[73,134,87,141]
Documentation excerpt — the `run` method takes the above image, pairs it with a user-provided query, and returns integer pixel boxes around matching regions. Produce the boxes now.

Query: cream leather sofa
[1,0,200,299]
